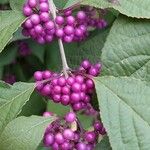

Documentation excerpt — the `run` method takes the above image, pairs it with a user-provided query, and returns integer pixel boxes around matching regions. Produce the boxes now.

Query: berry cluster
[22,0,107,44]
[43,111,106,150]
[18,41,31,57]
[22,0,54,44]
[3,74,16,85]
[34,60,101,111]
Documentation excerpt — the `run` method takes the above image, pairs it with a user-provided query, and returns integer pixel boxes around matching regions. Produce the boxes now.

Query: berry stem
[48,0,69,78]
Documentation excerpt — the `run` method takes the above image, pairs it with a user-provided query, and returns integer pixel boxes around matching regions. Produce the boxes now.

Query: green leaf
[0,82,35,133]
[54,0,68,9]
[47,100,70,116]
[95,136,112,150]
[65,0,150,19]
[0,10,25,53]
[94,76,150,150]
[0,115,56,150]
[0,44,17,66]
[101,15,150,82]
[9,0,25,11]
[20,92,46,116]
[10,28,28,43]
[28,40,46,63]
[0,0,9,4]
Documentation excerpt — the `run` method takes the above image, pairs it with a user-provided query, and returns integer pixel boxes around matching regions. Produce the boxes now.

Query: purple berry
[63,35,73,43]
[55,133,64,144]
[28,0,37,8]
[34,24,43,34]
[63,129,74,140]
[71,93,80,103]
[39,2,49,12]
[44,133,54,146]
[30,14,40,25]
[61,95,70,105]
[58,77,66,86]
[67,77,75,85]
[62,86,70,94]
[72,82,81,92]
[53,85,61,94]
[43,111,53,117]
[86,79,94,89]
[64,25,74,35]
[40,12,50,22]
[55,16,65,25]
[77,11,86,20]
[84,131,96,143]
[53,94,61,103]
[76,142,87,150]
[24,19,33,28]
[43,70,52,79]
[65,112,76,123]
[34,71,43,81]
[45,21,55,30]
[23,5,33,16]
[56,28,64,38]
[66,16,75,25]
[81,60,91,69]
[75,75,84,84]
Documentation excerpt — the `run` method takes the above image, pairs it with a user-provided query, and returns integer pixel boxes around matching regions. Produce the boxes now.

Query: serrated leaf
[20,92,46,116]
[95,136,112,150]
[65,0,150,19]
[0,82,35,133]
[101,15,150,82]
[0,115,56,150]
[94,76,150,150]
[0,10,25,53]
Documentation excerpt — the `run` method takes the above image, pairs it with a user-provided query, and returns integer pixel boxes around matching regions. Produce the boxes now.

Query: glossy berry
[65,112,76,123]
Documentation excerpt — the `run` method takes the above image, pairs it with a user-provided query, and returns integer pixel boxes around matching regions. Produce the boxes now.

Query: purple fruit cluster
[43,112,106,150]
[22,0,54,44]
[3,74,16,85]
[18,41,31,56]
[34,60,101,111]
[22,0,107,44]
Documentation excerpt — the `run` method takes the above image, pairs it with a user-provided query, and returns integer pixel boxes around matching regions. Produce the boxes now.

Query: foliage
[0,0,150,149]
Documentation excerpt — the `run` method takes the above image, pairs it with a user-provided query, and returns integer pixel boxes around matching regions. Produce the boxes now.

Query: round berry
[53,85,61,94]
[30,14,40,25]
[84,131,96,143]
[28,0,37,8]
[55,16,65,25]
[58,77,66,86]
[44,133,54,146]
[63,129,74,140]
[77,11,86,20]
[55,28,64,38]
[55,133,64,144]
[81,60,91,69]
[40,12,50,22]
[72,82,81,92]
[23,5,33,16]
[61,95,70,105]
[76,142,87,150]
[66,16,75,25]
[45,21,55,30]
[34,71,43,81]
[71,93,80,103]
[65,112,76,123]
[39,2,49,12]
[64,25,74,35]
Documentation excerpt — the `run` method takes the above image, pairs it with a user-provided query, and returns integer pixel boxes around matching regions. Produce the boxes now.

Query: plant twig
[48,0,69,78]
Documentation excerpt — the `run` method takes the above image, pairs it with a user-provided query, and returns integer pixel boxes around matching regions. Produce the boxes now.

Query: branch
[48,0,69,78]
